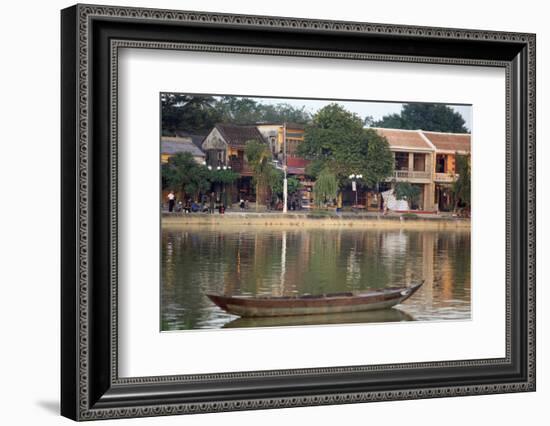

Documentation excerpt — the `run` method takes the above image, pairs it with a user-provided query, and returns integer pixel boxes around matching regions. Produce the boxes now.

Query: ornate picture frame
[61,4,535,420]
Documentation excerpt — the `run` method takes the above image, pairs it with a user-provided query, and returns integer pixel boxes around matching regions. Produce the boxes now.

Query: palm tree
[244,140,273,211]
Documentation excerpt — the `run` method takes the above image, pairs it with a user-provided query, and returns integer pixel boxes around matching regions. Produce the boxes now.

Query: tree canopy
[373,103,469,133]
[394,182,422,207]
[161,94,222,135]
[313,168,339,207]
[161,94,311,135]
[452,154,471,210]
[216,96,311,125]
[161,152,211,200]
[270,170,300,199]
[298,103,393,187]
[161,152,239,201]
[210,168,240,185]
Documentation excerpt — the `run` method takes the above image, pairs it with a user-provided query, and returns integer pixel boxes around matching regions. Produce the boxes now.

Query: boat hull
[207,282,423,318]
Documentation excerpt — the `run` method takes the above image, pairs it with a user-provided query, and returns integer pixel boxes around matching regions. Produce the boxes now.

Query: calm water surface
[161,227,470,330]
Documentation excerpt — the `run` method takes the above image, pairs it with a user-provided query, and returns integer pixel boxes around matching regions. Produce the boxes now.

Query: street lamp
[349,173,363,207]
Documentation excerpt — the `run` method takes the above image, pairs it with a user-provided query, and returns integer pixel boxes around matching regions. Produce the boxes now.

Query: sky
[247,96,472,132]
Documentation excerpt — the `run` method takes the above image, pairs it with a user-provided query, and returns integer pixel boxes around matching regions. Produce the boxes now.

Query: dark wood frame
[61,4,536,421]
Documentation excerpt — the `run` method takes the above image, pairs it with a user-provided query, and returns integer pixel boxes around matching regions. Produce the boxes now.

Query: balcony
[385,170,431,182]
[435,172,458,183]
[229,158,252,176]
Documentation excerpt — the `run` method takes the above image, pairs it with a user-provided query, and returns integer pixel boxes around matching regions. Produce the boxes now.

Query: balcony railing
[435,172,459,183]
[387,170,431,180]
[229,158,252,175]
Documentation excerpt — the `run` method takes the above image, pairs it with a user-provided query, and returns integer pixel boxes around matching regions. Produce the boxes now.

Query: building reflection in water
[161,227,471,331]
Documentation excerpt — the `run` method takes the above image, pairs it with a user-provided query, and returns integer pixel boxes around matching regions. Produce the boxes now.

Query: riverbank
[162,211,470,229]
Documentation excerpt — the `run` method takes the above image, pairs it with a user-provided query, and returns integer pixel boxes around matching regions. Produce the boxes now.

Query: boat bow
[207,281,424,318]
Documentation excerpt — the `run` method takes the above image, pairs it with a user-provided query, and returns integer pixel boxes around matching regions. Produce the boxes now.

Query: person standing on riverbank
[167,191,175,212]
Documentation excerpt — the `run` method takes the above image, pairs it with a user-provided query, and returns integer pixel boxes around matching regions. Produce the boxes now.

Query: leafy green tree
[161,94,312,135]
[373,103,469,133]
[161,94,221,135]
[210,168,240,207]
[312,103,365,130]
[452,154,471,211]
[298,104,393,188]
[215,97,311,125]
[270,170,300,199]
[216,97,260,124]
[244,140,273,210]
[313,169,338,207]
[261,102,311,124]
[363,129,395,187]
[394,182,422,208]
[210,168,240,185]
[371,113,404,129]
[162,152,211,201]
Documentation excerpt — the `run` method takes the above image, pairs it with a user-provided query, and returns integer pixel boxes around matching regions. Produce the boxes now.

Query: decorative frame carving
[61,4,535,421]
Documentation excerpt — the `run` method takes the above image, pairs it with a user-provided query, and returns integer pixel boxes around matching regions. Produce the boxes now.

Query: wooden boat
[207,282,423,318]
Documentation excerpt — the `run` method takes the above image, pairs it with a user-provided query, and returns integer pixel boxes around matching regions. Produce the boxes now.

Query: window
[217,150,225,165]
[436,154,446,173]
[413,153,426,171]
[395,152,409,170]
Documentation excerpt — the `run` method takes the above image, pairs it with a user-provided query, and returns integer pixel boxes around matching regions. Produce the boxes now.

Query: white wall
[0,0,546,424]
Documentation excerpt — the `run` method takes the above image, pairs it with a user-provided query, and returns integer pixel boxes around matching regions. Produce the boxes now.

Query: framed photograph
[61,4,536,421]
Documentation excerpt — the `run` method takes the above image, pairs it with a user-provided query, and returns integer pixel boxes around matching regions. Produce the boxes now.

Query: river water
[161,227,471,331]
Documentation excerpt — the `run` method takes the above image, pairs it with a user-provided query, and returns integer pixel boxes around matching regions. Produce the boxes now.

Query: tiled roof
[255,122,306,130]
[372,128,471,153]
[174,131,206,149]
[161,137,205,157]
[372,128,433,150]
[215,124,266,147]
[421,131,471,153]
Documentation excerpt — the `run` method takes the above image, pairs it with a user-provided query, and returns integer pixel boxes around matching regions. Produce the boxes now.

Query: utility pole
[283,122,288,213]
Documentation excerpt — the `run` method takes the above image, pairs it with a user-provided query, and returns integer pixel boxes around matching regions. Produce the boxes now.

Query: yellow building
[423,131,471,211]
[255,123,311,208]
[374,128,436,211]
[372,128,471,212]
[161,136,205,164]
[255,122,305,162]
